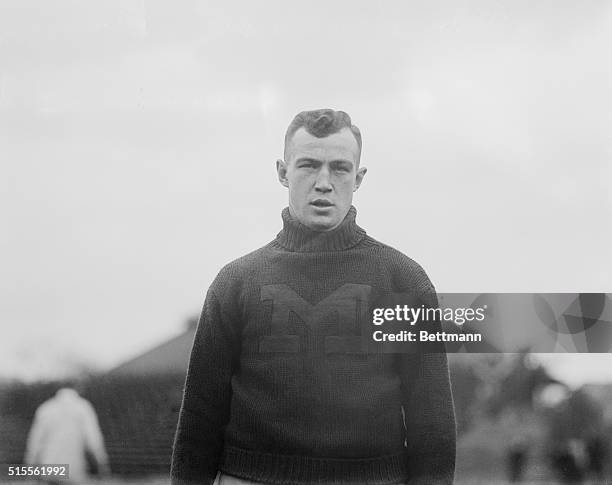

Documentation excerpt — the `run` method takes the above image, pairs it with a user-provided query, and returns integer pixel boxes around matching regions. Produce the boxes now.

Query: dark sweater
[171,207,456,485]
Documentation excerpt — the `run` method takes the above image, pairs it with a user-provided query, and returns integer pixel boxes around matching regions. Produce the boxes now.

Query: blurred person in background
[586,432,607,483]
[24,387,110,484]
[506,435,529,483]
[551,438,586,484]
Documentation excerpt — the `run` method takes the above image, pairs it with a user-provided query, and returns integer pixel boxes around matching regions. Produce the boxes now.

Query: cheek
[335,178,356,192]
[289,173,313,189]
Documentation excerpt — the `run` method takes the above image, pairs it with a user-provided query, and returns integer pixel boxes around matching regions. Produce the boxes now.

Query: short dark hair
[284,109,362,161]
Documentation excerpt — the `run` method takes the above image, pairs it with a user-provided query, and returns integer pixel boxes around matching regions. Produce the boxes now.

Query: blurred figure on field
[24,387,109,484]
[551,439,586,484]
[586,432,607,483]
[506,436,529,482]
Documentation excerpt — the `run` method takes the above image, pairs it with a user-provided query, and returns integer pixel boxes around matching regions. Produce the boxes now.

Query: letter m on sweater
[259,284,371,353]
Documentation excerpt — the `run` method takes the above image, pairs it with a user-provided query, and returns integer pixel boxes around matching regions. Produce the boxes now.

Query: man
[171,109,456,484]
[25,387,110,484]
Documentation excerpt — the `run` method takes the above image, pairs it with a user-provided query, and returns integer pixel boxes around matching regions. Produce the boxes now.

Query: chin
[308,217,340,232]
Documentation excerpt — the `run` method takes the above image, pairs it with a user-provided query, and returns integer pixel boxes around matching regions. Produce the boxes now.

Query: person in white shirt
[25,387,109,484]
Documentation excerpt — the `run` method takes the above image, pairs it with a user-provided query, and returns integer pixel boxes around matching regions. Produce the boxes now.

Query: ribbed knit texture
[171,207,456,485]
[275,206,367,252]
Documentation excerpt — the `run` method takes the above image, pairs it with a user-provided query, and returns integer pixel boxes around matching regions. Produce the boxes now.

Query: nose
[314,166,332,193]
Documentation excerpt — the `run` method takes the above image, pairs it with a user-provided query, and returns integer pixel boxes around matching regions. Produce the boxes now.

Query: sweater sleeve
[171,287,238,485]
[399,288,457,484]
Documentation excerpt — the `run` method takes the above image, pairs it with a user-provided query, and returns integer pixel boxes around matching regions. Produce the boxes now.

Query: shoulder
[206,244,274,307]
[212,245,271,286]
[362,236,436,295]
[77,397,97,414]
[34,400,54,419]
[76,399,103,425]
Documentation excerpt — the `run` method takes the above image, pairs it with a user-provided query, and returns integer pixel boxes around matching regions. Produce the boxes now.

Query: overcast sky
[1,1,611,384]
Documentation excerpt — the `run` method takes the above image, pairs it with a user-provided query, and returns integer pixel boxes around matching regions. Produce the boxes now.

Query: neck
[275,206,366,252]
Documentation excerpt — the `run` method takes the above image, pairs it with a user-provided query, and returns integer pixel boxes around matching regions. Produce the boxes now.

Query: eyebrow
[294,157,354,166]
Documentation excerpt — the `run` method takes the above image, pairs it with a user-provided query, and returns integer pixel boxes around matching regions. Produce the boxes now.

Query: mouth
[310,199,334,208]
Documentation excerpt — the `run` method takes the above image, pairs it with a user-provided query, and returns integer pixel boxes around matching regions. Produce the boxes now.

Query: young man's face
[277,127,366,232]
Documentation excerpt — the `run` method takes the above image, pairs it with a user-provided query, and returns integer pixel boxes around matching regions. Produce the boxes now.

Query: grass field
[3,475,608,484]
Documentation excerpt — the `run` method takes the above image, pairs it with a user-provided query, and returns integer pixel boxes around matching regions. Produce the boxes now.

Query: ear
[276,159,289,188]
[354,166,367,191]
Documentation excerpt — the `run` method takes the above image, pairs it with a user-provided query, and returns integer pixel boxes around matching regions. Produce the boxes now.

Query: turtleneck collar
[274,206,366,252]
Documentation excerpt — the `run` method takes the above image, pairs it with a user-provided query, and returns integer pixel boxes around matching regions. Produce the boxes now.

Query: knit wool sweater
[171,207,456,485]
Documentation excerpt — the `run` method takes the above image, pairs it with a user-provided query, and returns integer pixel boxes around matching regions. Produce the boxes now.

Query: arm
[400,352,456,484]
[24,409,46,464]
[399,289,456,484]
[81,401,110,475]
[171,287,238,485]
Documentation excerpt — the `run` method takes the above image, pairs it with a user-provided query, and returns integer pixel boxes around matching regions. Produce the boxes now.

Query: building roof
[109,319,197,376]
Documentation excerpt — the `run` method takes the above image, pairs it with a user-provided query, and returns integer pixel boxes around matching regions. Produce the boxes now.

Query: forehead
[286,127,359,163]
